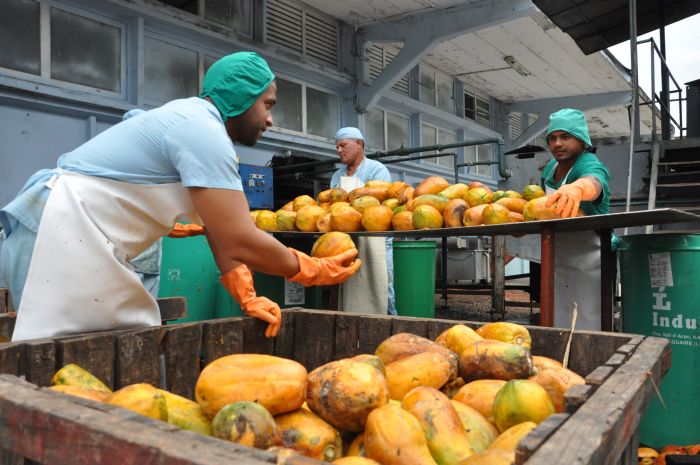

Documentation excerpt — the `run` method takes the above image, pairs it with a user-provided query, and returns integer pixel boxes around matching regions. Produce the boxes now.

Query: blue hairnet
[546,108,592,147]
[335,127,364,141]
[200,52,275,121]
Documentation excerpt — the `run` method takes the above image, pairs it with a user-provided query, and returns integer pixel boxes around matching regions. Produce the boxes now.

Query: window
[465,145,492,177]
[144,37,198,102]
[271,77,339,139]
[364,109,409,151]
[422,124,456,168]
[464,92,475,120]
[464,91,491,127]
[368,44,409,95]
[0,0,40,75]
[419,65,454,113]
[159,0,252,35]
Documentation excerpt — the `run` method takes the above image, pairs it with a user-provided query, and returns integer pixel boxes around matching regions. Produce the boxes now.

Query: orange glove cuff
[220,264,256,307]
[168,223,206,238]
[286,247,361,287]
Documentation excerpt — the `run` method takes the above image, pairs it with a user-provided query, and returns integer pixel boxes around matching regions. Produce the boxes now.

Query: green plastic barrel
[253,273,322,309]
[158,236,218,322]
[619,233,700,448]
[393,240,436,318]
[213,278,244,319]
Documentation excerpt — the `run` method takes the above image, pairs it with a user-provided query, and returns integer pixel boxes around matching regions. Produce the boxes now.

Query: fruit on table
[346,433,367,456]
[522,184,545,201]
[330,201,351,212]
[317,189,333,203]
[385,351,453,400]
[412,194,450,213]
[364,403,439,465]
[402,387,475,465]
[522,196,561,221]
[476,322,532,349]
[508,211,525,222]
[293,194,318,211]
[412,204,444,229]
[311,231,357,260]
[195,354,307,418]
[375,332,459,381]
[532,355,563,372]
[306,359,390,432]
[255,210,277,231]
[330,205,363,232]
[387,181,410,199]
[348,186,390,203]
[482,203,510,225]
[351,195,381,213]
[465,187,493,207]
[275,408,343,461]
[329,188,349,203]
[317,212,333,232]
[438,183,469,200]
[382,198,399,209]
[276,210,297,231]
[392,210,415,230]
[361,205,393,231]
[414,175,450,197]
[491,190,506,202]
[280,200,294,211]
[350,354,386,376]
[296,205,326,232]
[51,363,112,393]
[435,324,483,356]
[452,379,507,423]
[365,180,392,189]
[397,186,415,205]
[529,366,585,413]
[492,380,555,432]
[443,199,468,228]
[637,446,658,465]
[494,197,527,213]
[462,204,489,226]
[250,210,260,223]
[211,401,278,448]
[450,400,499,453]
[459,339,534,381]
[48,384,110,402]
[159,389,211,435]
[459,449,516,465]
[107,383,168,421]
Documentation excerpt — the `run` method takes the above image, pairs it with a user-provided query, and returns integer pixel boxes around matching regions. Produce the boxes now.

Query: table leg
[490,235,506,320]
[441,237,448,308]
[540,226,555,327]
[598,228,613,331]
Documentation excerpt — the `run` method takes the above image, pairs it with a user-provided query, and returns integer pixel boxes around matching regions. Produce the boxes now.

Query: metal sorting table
[275,208,700,329]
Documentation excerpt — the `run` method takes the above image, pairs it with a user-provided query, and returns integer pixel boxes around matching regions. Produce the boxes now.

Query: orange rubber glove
[286,248,361,287]
[545,177,599,218]
[168,223,206,238]
[220,264,281,338]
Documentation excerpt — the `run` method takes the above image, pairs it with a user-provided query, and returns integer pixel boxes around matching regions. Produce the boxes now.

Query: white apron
[12,170,201,341]
[337,176,388,315]
[546,165,601,330]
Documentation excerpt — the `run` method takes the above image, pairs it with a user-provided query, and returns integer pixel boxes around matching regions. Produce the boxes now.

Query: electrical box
[240,163,273,209]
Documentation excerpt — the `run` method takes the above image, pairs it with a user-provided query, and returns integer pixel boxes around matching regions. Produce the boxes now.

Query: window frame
[156,0,254,38]
[362,108,410,152]
[421,123,457,168]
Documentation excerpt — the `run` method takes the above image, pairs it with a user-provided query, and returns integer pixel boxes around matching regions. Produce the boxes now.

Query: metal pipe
[540,226,555,327]
[598,228,613,332]
[658,0,671,140]
[624,0,638,228]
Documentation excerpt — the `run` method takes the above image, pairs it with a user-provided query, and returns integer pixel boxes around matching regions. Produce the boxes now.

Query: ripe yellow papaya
[435,324,483,356]
[385,351,452,400]
[107,383,167,421]
[450,400,499,453]
[159,389,211,435]
[275,408,343,461]
[476,322,532,349]
[211,401,278,449]
[529,366,584,413]
[492,380,554,432]
[459,339,534,381]
[452,379,506,423]
[364,404,438,465]
[375,333,459,381]
[487,421,537,451]
[48,385,110,402]
[51,363,112,393]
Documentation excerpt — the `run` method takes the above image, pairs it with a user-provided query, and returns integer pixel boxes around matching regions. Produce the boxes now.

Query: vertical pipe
[598,229,613,332]
[659,0,671,140]
[490,235,506,320]
[453,153,459,184]
[625,0,638,220]
[441,237,448,309]
[540,226,555,327]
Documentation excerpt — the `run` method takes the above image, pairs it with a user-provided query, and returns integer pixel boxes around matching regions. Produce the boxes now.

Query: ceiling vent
[368,43,409,95]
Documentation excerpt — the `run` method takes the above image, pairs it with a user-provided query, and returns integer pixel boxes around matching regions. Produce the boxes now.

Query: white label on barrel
[648,252,674,288]
[284,280,305,305]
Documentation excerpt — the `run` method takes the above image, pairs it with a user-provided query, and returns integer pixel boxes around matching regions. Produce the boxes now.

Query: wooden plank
[293,310,336,370]
[201,318,245,367]
[0,342,23,377]
[161,323,202,399]
[156,297,188,322]
[428,319,458,340]
[0,289,7,313]
[605,353,627,367]
[391,317,430,337]
[24,340,58,387]
[57,334,115,390]
[0,313,15,342]
[114,328,160,389]
[585,365,615,387]
[0,375,279,465]
[564,384,593,413]
[273,309,297,359]
[615,343,640,357]
[242,318,275,355]
[515,413,569,465]
[357,315,393,355]
[334,314,360,360]
[525,337,670,465]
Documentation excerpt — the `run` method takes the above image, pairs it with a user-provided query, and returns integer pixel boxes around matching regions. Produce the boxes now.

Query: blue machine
[239,163,274,209]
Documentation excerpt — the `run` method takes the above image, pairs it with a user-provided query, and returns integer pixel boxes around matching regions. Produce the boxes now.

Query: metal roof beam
[355,0,535,112]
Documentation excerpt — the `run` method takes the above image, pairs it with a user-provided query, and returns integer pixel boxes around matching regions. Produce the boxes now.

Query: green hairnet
[200,52,275,120]
[546,108,592,147]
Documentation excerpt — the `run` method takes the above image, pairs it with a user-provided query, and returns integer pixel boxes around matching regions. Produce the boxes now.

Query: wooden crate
[0,309,670,465]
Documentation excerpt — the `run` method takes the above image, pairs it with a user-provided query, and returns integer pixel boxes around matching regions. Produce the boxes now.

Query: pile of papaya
[638,445,700,465]
[251,175,583,233]
[47,321,586,465]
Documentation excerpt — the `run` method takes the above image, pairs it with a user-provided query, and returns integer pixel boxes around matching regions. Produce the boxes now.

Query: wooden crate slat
[161,324,202,399]
[273,310,297,359]
[564,384,593,413]
[605,353,627,367]
[24,340,58,387]
[114,328,161,389]
[428,319,457,340]
[390,317,430,337]
[201,318,245,366]
[242,318,275,355]
[57,334,115,390]
[515,413,569,465]
[585,365,615,386]
[356,315,392,354]
[334,314,360,360]
[524,337,670,465]
[293,310,336,370]
[0,313,15,342]
[0,342,23,377]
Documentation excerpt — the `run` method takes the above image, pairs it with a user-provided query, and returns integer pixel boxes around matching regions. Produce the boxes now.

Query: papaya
[443,199,468,228]
[459,449,515,465]
[459,339,534,381]
[275,408,343,461]
[267,446,300,461]
[387,181,411,199]
[48,385,110,402]
[491,191,506,202]
[296,205,326,232]
[465,187,493,207]
[346,432,366,456]
[397,186,415,205]
[441,376,466,398]
[211,401,278,449]
[495,197,527,213]
[348,186,390,203]
[522,196,561,221]
[508,211,525,223]
[280,200,295,211]
[51,363,112,393]
[366,180,392,189]
[317,189,333,203]
[159,389,211,435]
[106,383,167,421]
[195,354,307,419]
[529,366,585,413]
[438,183,470,200]
[415,176,450,197]
[351,195,381,213]
[412,204,443,229]
[250,210,260,223]
[361,205,394,231]
[476,322,532,349]
[450,400,499,453]
[276,210,297,231]
[311,231,357,260]
[255,210,278,231]
[522,184,545,201]
[319,202,332,212]
[492,380,555,432]
[293,194,318,211]
[317,212,333,232]
[328,188,349,203]
[333,457,382,465]
[306,359,389,432]
[637,447,659,465]
[350,354,386,376]
[482,203,510,225]
[487,421,537,451]
[435,324,483,356]
[468,181,487,189]
[330,201,351,212]
[402,387,475,465]
[375,333,459,381]
[382,198,400,209]
[385,351,453,400]
[412,194,450,213]
[331,205,363,232]
[452,379,507,423]
[532,355,563,372]
[364,404,438,465]
[462,204,489,226]
[392,210,415,230]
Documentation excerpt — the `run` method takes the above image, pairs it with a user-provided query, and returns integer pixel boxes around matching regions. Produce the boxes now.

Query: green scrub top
[541,151,611,216]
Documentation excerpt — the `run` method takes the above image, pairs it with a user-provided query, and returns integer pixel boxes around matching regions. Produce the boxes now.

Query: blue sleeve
[163,119,243,191]
[370,162,392,183]
[330,170,341,189]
